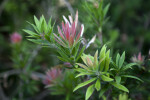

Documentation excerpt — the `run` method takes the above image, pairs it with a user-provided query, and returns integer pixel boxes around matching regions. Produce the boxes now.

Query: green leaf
[103,3,110,17]
[76,46,86,61]
[121,63,136,71]
[111,82,129,93]
[23,29,40,37]
[27,39,52,46]
[81,56,88,66]
[73,78,97,92]
[75,68,87,73]
[76,63,90,71]
[116,53,120,67]
[115,76,121,84]
[27,21,40,33]
[43,16,48,33]
[101,75,114,82]
[95,79,101,91]
[119,52,125,68]
[57,50,70,62]
[121,75,143,82]
[34,16,40,31]
[73,41,80,58]
[104,50,110,72]
[100,45,106,71]
[111,60,118,69]
[75,72,93,78]
[94,50,98,70]
[57,56,68,62]
[85,84,95,100]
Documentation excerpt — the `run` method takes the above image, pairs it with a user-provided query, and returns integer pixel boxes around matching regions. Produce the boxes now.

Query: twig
[64,0,75,15]
[0,84,9,100]
[0,69,21,78]
[0,69,45,79]
[64,0,82,25]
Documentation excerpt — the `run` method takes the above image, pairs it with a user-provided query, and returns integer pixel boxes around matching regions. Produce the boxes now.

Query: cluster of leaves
[23,3,142,100]
[83,0,110,33]
[73,45,142,100]
[1,0,150,100]
[48,70,84,100]
[111,52,143,84]
[23,16,54,46]
[56,41,86,67]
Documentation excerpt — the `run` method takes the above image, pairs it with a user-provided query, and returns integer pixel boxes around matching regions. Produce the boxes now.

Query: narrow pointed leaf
[73,78,97,92]
[76,63,90,71]
[34,16,40,30]
[75,72,93,78]
[75,68,87,73]
[85,84,94,100]
[111,82,129,93]
[104,50,110,72]
[94,50,98,69]
[57,56,68,62]
[101,75,113,82]
[121,63,136,71]
[100,45,106,71]
[85,84,95,100]
[116,53,120,67]
[76,46,86,61]
[103,3,110,17]
[121,75,143,82]
[115,76,121,84]
[95,79,101,91]
[119,52,125,68]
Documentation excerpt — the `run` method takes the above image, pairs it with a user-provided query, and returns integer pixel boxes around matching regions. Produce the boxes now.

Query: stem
[98,27,103,45]
[65,94,70,100]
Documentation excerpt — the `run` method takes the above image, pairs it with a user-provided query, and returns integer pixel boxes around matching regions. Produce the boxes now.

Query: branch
[0,69,45,80]
[64,0,82,25]
[64,0,75,15]
[0,84,9,100]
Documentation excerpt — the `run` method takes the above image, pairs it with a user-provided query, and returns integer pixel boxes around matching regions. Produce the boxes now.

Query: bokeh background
[0,0,150,100]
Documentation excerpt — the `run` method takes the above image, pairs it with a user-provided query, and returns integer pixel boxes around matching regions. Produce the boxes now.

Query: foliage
[0,0,150,100]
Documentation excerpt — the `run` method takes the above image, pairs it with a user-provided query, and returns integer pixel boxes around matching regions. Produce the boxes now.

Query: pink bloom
[10,32,22,44]
[43,67,62,87]
[131,52,145,64]
[54,11,84,48]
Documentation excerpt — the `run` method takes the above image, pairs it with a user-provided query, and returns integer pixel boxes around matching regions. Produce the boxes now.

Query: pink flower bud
[43,67,62,87]
[54,11,84,48]
[131,52,145,64]
[10,32,22,44]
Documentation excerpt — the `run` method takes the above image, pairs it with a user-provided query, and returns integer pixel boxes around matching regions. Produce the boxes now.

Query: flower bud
[10,32,22,44]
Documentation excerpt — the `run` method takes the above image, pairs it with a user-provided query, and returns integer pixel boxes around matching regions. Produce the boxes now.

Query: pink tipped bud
[10,32,22,44]
[56,10,84,48]
[131,52,145,64]
[43,67,62,86]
